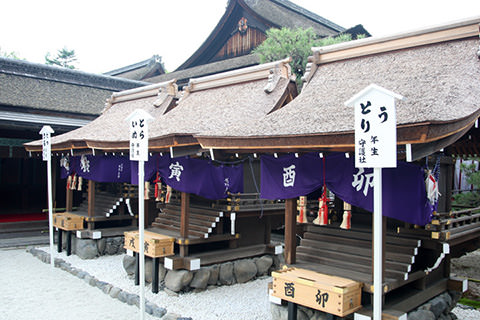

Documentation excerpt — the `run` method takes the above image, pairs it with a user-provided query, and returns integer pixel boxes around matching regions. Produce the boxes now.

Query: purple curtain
[260,152,434,225]
[130,154,243,200]
[60,155,131,183]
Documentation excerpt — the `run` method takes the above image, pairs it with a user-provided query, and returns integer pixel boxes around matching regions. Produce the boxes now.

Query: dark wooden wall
[214,27,266,60]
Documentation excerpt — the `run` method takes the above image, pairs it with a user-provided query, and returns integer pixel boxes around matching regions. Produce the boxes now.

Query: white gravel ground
[0,247,156,320]
[31,247,271,320]
[2,246,479,320]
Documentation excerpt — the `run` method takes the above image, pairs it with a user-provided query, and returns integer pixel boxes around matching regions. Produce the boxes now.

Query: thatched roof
[25,58,297,153]
[0,57,148,116]
[243,0,345,35]
[148,58,297,149]
[104,55,165,81]
[177,0,345,71]
[146,54,260,89]
[196,17,480,158]
[24,81,178,152]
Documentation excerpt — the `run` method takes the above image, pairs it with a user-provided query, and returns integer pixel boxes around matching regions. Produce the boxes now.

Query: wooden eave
[195,112,480,153]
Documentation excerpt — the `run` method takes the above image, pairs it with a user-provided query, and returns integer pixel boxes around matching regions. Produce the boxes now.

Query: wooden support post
[152,257,159,293]
[285,198,297,265]
[144,199,150,229]
[87,180,95,230]
[287,301,297,320]
[57,228,62,253]
[180,192,190,238]
[134,252,139,286]
[382,216,386,284]
[180,192,190,257]
[66,230,72,256]
[445,158,454,212]
[51,156,57,211]
[66,188,73,212]
[264,215,272,244]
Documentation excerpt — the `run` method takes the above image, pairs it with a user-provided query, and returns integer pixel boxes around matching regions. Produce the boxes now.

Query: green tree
[0,47,21,59]
[452,159,480,208]
[253,28,362,88]
[45,47,77,69]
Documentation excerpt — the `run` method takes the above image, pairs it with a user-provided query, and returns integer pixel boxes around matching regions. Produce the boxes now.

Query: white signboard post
[126,109,153,320]
[40,125,55,268]
[346,84,403,320]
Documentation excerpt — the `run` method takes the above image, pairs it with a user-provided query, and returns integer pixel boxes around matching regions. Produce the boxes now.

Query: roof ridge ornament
[264,64,281,93]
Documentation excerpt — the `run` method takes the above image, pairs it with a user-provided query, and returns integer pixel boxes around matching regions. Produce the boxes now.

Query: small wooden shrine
[194,17,480,318]
[25,59,297,267]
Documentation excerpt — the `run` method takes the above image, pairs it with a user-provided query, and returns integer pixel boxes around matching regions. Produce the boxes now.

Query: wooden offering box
[124,230,174,258]
[53,212,84,231]
[272,267,362,317]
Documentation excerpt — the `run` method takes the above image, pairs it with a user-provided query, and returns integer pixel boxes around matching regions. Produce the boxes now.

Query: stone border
[122,253,283,294]
[27,247,191,320]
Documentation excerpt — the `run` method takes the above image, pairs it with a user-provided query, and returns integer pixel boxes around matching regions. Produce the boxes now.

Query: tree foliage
[253,27,362,88]
[452,159,480,208]
[45,47,77,69]
[0,47,21,59]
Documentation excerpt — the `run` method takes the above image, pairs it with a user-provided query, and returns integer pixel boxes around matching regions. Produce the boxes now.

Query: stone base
[122,253,281,293]
[60,232,125,259]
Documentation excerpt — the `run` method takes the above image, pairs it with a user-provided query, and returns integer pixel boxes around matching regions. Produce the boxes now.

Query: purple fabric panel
[222,164,244,194]
[73,155,131,183]
[324,153,433,225]
[260,153,323,200]
[158,157,226,200]
[59,156,78,179]
[130,154,170,185]
[130,155,244,199]
[259,152,433,226]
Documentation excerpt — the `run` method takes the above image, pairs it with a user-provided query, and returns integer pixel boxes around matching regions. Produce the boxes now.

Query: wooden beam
[285,198,297,264]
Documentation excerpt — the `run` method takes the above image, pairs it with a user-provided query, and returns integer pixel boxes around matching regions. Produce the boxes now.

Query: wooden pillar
[180,192,190,257]
[285,198,297,265]
[87,180,95,230]
[264,215,271,244]
[144,199,150,229]
[51,156,57,210]
[445,157,454,212]
[66,188,73,212]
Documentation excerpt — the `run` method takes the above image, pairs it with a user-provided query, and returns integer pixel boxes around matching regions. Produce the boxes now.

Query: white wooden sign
[39,125,55,268]
[126,109,153,162]
[345,84,403,168]
[40,125,54,161]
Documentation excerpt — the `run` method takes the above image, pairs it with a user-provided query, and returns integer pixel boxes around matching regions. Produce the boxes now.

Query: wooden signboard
[124,230,174,258]
[272,267,362,317]
[53,212,84,231]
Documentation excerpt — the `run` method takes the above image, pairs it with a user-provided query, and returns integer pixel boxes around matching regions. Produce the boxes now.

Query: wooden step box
[272,267,362,317]
[124,230,174,258]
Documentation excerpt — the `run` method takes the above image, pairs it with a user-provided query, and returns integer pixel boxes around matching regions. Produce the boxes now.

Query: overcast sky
[1,0,479,74]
